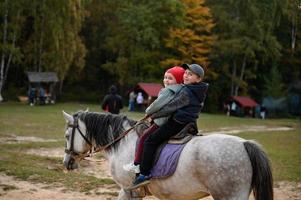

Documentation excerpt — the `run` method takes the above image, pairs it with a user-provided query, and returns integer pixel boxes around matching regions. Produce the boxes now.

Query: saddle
[168,122,199,144]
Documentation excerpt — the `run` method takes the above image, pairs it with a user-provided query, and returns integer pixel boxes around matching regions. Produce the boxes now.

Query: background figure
[136,92,144,111]
[128,91,136,112]
[102,85,123,114]
[230,101,237,116]
[28,88,36,106]
[39,87,46,105]
[260,105,266,119]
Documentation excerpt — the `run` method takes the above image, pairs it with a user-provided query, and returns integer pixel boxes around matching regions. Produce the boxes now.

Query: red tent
[136,82,163,98]
[231,96,258,108]
[226,96,258,117]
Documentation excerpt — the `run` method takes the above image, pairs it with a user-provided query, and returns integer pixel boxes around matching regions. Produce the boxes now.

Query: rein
[65,114,149,159]
[93,115,149,153]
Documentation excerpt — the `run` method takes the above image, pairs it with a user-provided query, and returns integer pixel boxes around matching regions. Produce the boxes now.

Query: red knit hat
[166,66,185,84]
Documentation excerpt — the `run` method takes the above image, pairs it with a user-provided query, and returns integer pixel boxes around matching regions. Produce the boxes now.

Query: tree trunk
[38,0,45,72]
[234,55,247,96]
[59,79,64,96]
[291,12,297,51]
[231,60,237,96]
[0,0,8,102]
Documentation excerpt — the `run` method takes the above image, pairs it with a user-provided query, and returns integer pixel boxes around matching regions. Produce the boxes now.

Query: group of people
[101,63,208,189]
[28,87,47,106]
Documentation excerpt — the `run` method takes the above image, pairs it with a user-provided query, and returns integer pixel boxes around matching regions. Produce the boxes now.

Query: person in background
[136,92,144,111]
[128,91,137,112]
[260,105,266,119]
[39,87,46,105]
[102,85,123,114]
[28,87,36,106]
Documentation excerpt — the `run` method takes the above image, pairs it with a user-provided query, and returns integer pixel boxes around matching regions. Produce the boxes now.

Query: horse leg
[117,188,143,200]
[118,189,131,200]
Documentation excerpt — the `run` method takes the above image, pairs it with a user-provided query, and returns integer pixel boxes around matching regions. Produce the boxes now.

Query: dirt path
[0,125,300,200]
[1,169,301,200]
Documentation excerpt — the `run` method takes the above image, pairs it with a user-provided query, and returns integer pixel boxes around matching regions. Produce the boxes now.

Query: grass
[0,101,300,192]
[236,129,301,182]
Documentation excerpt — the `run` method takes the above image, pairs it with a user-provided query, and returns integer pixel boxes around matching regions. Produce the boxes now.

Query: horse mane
[75,111,136,150]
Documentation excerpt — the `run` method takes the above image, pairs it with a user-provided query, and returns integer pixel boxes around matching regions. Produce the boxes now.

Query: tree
[263,64,286,98]
[162,0,215,78]
[22,0,86,93]
[208,0,282,96]
[98,0,184,86]
[0,0,24,101]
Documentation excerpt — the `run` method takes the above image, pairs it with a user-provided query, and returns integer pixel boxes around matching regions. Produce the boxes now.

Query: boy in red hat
[123,66,185,173]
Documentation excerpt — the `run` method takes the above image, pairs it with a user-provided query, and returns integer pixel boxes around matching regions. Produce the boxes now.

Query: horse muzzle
[63,154,78,170]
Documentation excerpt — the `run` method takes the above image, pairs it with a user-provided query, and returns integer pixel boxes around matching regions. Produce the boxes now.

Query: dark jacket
[102,86,123,114]
[151,82,209,123]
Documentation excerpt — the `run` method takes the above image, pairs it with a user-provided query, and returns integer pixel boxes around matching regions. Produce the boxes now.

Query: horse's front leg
[118,188,143,200]
[117,188,131,200]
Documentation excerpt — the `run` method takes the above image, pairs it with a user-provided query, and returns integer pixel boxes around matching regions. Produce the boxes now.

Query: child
[130,63,209,189]
[123,66,186,173]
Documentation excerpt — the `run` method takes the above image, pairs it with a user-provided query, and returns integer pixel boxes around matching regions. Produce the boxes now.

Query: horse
[62,111,273,200]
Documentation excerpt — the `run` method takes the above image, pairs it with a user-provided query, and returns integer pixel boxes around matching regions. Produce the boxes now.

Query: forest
[0,0,300,113]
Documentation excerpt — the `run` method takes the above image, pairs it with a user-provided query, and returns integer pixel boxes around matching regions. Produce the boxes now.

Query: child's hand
[146,116,153,123]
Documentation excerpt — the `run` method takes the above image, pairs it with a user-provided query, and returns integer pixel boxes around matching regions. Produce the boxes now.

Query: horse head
[62,110,92,170]
[62,110,137,171]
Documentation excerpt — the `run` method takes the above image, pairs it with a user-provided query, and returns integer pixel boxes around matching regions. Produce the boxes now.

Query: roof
[27,72,59,83]
[137,82,163,97]
[231,96,258,108]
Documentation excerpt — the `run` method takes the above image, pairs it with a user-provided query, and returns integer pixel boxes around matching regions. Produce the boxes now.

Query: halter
[64,116,92,159]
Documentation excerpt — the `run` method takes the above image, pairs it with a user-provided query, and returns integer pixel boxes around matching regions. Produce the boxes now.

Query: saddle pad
[150,143,185,178]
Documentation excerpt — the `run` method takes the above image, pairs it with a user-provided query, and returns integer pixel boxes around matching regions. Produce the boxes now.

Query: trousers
[140,118,186,175]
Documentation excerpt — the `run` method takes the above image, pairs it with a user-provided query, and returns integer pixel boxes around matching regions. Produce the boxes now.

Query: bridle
[64,114,149,160]
[64,115,92,160]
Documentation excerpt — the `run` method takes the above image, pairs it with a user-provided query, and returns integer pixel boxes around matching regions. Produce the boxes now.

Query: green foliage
[263,64,286,98]
[208,0,282,96]
[93,0,184,85]
[21,0,86,85]
[1,0,300,114]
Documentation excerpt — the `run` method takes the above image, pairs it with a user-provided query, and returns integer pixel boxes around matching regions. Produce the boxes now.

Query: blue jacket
[151,82,209,123]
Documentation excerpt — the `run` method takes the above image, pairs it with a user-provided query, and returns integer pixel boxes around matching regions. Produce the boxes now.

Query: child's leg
[134,123,159,164]
[139,118,185,176]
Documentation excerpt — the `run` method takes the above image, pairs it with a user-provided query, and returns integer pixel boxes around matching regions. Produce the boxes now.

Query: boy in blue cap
[130,63,209,189]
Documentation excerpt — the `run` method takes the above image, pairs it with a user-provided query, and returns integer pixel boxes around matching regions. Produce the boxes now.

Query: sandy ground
[0,125,300,200]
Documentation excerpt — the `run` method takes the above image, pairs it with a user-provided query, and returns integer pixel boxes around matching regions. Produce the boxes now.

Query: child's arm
[150,89,190,119]
[146,88,175,116]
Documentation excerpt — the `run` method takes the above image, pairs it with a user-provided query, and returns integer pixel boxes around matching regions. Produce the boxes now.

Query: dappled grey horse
[62,111,273,200]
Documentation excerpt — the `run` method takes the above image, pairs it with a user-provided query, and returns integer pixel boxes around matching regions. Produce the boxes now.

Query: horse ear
[85,108,89,112]
[62,110,74,123]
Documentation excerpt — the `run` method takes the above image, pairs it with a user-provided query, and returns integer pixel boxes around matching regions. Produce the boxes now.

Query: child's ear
[197,77,203,83]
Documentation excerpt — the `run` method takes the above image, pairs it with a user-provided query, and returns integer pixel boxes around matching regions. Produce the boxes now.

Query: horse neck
[104,127,138,164]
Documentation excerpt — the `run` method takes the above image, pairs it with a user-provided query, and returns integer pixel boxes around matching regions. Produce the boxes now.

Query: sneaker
[129,174,151,190]
[123,163,140,174]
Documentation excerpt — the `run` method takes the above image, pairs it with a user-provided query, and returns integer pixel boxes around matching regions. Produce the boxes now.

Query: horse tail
[243,141,273,200]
